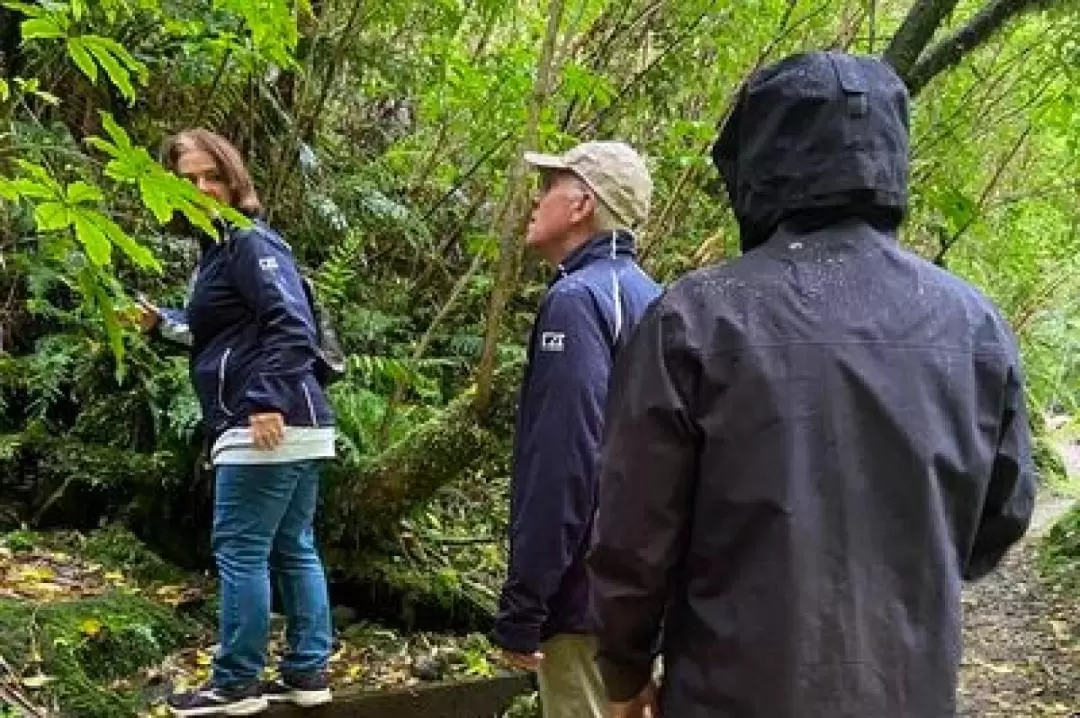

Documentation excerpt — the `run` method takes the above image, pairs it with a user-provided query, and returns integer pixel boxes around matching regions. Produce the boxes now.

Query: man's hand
[608,680,658,718]
[498,649,544,672]
[250,412,286,450]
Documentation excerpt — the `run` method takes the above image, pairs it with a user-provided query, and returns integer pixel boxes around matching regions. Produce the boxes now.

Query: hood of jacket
[712,50,910,253]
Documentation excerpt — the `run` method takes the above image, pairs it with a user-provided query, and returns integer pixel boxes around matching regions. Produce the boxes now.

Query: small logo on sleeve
[258,256,279,271]
[540,332,565,352]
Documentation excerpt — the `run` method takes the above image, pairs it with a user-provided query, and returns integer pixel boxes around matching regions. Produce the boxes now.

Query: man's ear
[571,188,597,227]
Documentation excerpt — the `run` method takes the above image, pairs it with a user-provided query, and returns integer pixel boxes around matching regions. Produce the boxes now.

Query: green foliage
[1034,436,1069,488]
[1040,504,1080,591]
[5,0,151,101]
[0,593,200,717]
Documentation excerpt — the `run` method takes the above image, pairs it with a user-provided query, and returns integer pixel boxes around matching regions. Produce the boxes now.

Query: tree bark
[473,0,566,412]
[905,0,1050,95]
[322,359,523,546]
[884,0,962,79]
[0,6,26,80]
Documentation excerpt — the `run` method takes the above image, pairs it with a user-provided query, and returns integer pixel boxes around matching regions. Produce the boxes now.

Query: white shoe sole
[266,689,332,708]
[226,697,270,716]
[169,696,268,717]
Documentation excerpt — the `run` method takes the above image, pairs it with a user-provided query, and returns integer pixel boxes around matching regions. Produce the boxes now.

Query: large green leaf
[66,37,98,83]
[20,16,67,40]
[72,212,114,267]
[33,202,72,232]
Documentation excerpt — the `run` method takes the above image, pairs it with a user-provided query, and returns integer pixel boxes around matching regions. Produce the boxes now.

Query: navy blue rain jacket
[493,230,661,654]
[158,219,334,440]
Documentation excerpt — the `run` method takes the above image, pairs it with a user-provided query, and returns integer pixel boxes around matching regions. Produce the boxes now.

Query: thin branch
[576,9,716,136]
[193,48,233,127]
[932,123,1032,266]
[868,0,877,53]
[377,250,486,445]
[267,1,368,209]
[473,0,567,411]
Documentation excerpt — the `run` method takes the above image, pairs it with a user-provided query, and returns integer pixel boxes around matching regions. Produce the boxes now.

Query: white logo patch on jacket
[259,256,279,271]
[540,331,565,352]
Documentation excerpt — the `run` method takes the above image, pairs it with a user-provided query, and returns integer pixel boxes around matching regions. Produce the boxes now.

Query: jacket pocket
[217,347,235,416]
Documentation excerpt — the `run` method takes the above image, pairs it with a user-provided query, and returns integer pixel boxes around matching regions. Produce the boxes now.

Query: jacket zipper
[302,381,318,426]
[217,347,234,416]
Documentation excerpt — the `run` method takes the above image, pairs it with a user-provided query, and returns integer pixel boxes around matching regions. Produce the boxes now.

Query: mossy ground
[0,526,214,717]
[0,523,524,717]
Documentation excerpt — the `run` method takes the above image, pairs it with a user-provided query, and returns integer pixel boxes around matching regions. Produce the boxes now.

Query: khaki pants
[536,634,606,718]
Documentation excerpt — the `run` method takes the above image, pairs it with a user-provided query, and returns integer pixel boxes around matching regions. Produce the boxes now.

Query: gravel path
[958,443,1079,717]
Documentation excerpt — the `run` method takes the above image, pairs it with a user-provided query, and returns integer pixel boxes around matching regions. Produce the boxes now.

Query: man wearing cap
[491,141,662,718]
[587,51,1035,717]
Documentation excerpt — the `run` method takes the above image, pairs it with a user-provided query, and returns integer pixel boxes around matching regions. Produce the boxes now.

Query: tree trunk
[884,0,962,79]
[322,359,523,548]
[0,6,26,80]
[905,0,1050,95]
[473,0,567,412]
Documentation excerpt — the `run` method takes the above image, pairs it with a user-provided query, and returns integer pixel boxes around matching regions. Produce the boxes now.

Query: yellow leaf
[195,650,212,667]
[104,570,125,582]
[1049,620,1071,641]
[20,566,56,582]
[79,618,103,637]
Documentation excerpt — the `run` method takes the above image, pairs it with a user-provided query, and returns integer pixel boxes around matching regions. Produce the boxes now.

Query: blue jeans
[211,460,332,688]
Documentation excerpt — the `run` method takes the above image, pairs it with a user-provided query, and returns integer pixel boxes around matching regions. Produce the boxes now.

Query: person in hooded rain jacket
[137,129,335,717]
[587,51,1036,718]
[491,141,662,718]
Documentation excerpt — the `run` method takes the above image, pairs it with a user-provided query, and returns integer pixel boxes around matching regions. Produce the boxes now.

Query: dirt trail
[958,443,1079,717]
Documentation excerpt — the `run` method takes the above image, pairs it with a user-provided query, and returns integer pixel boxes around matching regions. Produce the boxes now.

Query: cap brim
[523,151,567,170]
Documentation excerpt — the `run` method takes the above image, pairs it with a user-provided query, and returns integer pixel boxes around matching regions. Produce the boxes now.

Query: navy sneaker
[166,682,268,716]
[262,672,332,707]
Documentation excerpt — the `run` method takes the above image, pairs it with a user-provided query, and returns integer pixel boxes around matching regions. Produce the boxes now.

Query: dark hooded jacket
[587,51,1035,717]
[493,230,661,654]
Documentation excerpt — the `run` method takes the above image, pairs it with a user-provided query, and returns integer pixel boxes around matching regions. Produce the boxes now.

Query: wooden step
[265,674,533,717]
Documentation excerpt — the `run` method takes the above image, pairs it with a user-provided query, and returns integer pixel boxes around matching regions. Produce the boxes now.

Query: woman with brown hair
[140,129,335,716]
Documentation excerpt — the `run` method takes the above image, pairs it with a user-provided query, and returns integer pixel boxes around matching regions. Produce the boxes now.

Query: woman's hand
[498,649,545,672]
[125,296,159,333]
[250,412,286,450]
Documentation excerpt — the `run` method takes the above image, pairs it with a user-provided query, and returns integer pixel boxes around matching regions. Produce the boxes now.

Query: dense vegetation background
[0,0,1079,714]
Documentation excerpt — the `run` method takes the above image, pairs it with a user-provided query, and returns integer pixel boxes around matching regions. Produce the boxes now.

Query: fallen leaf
[79,617,104,637]
[19,566,56,582]
[21,674,54,689]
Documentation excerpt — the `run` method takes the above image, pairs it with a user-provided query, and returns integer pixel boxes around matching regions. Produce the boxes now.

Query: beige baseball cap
[524,140,652,229]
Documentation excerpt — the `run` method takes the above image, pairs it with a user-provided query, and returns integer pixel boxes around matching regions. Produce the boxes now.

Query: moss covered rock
[0,527,212,716]
[0,591,203,716]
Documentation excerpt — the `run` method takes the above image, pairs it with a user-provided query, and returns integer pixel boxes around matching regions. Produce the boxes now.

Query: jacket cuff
[489,621,541,655]
[597,655,652,703]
